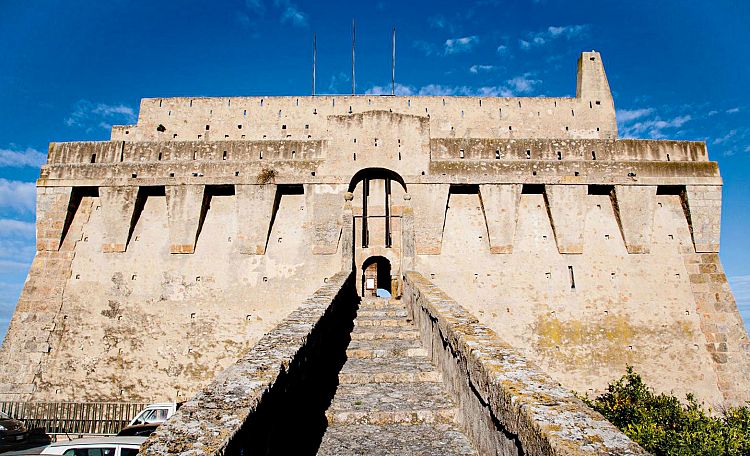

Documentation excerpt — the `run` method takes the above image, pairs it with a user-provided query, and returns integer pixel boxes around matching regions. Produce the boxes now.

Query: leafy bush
[582,366,750,455]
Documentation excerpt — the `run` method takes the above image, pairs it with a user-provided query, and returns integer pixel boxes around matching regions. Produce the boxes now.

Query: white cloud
[0,219,35,237]
[444,36,479,55]
[505,74,541,93]
[520,24,589,50]
[496,45,509,55]
[0,147,46,168]
[365,74,542,98]
[617,108,691,139]
[469,64,495,74]
[617,108,655,123]
[713,129,737,145]
[66,100,136,131]
[547,25,588,38]
[726,107,741,114]
[365,84,414,96]
[274,0,307,27]
[0,179,36,214]
[708,110,719,116]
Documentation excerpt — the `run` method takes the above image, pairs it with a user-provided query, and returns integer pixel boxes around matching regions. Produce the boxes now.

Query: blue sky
[1,0,749,341]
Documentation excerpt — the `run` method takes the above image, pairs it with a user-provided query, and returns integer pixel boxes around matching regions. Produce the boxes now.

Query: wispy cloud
[0,147,46,168]
[364,83,414,96]
[519,24,589,50]
[617,108,655,123]
[365,74,542,98]
[726,107,741,114]
[274,0,307,27]
[413,40,439,56]
[505,74,542,93]
[713,129,737,145]
[729,275,750,331]
[66,100,136,131]
[469,64,496,74]
[0,219,35,236]
[444,36,479,55]
[0,179,36,214]
[496,45,509,55]
[427,14,455,33]
[617,108,691,139]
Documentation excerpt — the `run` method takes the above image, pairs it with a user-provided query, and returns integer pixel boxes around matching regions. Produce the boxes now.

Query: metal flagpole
[352,19,356,95]
[392,27,396,96]
[312,33,317,96]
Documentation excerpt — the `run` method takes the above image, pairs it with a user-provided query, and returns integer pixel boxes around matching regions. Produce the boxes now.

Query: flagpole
[392,27,396,96]
[312,33,316,96]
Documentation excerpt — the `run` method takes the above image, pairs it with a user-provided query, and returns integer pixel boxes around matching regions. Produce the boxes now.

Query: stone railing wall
[139,269,358,456]
[403,271,649,456]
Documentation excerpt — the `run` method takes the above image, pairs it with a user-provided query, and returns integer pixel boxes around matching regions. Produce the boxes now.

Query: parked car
[116,424,159,437]
[0,411,28,446]
[126,403,178,427]
[40,436,146,456]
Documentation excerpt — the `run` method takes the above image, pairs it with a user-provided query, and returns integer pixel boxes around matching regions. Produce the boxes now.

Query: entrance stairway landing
[317,298,477,456]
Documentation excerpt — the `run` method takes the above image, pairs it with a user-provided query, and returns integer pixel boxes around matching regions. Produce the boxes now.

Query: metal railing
[0,401,149,436]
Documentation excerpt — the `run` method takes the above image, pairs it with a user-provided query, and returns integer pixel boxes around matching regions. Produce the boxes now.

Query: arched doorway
[348,168,407,249]
[361,256,392,297]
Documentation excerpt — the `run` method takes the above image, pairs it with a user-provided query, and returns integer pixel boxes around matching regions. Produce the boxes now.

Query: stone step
[357,308,408,318]
[316,423,478,456]
[350,326,421,341]
[358,299,406,310]
[346,339,427,359]
[326,382,457,426]
[338,357,441,384]
[354,318,411,328]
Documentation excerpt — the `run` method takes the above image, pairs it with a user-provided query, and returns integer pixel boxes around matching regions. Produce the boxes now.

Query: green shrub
[582,367,750,455]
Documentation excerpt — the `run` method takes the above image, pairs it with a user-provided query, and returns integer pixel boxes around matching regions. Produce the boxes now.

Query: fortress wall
[414,183,750,407]
[0,180,345,402]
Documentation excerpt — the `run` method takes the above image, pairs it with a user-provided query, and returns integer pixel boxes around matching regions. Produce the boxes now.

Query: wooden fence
[0,402,149,436]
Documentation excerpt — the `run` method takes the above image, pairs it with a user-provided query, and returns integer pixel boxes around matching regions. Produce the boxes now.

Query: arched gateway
[348,168,407,296]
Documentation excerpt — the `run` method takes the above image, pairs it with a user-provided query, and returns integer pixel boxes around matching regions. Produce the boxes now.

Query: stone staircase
[317,298,477,455]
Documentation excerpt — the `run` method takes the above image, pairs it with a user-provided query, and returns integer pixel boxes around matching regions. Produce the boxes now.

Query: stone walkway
[317,298,477,455]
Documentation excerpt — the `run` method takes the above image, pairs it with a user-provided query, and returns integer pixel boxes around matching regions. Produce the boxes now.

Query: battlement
[111,51,616,143]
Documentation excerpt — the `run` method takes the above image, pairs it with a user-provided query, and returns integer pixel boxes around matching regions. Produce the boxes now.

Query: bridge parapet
[139,269,357,456]
[403,271,649,456]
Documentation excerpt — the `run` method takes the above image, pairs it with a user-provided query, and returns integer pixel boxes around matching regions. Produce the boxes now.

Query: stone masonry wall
[403,272,647,456]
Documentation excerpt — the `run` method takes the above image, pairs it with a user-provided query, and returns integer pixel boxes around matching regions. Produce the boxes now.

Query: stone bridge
[139,265,647,454]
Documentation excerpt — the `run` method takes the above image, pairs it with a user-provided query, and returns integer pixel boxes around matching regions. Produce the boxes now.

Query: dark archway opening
[361,256,392,297]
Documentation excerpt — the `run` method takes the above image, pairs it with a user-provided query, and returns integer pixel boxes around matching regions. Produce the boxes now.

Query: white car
[127,403,177,427]
[40,436,146,456]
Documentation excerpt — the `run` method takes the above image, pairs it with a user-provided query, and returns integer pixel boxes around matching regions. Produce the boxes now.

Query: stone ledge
[140,270,353,456]
[403,271,648,456]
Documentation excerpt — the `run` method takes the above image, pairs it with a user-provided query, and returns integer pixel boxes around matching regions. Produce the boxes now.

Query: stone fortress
[0,51,748,454]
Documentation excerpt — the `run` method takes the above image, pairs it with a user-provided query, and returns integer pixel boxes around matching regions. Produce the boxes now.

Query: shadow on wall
[223,276,360,455]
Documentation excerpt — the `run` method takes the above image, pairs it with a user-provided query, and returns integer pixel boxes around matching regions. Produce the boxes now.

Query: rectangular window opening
[657,185,685,196]
[450,184,479,195]
[588,184,614,195]
[521,184,545,194]
[90,154,96,163]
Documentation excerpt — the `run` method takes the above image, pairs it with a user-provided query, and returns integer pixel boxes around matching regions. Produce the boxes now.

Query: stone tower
[1,51,747,410]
